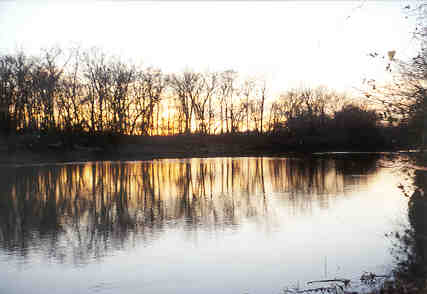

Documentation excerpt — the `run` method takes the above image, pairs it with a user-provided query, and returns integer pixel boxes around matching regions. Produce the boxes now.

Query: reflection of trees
[268,156,378,213]
[391,155,427,290]
[0,156,379,264]
[334,154,379,177]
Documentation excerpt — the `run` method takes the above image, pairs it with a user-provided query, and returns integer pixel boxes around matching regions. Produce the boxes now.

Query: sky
[0,1,419,95]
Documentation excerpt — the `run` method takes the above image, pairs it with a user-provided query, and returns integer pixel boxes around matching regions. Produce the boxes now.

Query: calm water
[0,155,408,294]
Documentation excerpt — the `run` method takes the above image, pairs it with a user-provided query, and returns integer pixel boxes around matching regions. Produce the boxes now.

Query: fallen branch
[283,286,340,294]
[307,279,351,287]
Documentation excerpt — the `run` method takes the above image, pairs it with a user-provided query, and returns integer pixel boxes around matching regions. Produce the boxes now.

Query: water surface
[0,155,408,294]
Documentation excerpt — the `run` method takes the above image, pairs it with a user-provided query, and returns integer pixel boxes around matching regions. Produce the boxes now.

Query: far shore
[0,133,414,166]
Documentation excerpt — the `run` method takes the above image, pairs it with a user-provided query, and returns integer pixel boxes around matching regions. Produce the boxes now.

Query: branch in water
[307,279,351,287]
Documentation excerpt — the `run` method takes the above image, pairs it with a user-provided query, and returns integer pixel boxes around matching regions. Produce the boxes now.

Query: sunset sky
[0,1,418,94]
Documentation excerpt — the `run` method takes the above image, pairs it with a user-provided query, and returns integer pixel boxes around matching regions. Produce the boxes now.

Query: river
[0,154,409,294]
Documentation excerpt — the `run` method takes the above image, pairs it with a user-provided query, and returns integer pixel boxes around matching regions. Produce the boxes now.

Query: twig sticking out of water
[360,272,390,286]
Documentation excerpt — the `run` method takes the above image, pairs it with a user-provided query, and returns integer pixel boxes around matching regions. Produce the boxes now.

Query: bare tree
[107,60,135,134]
[241,78,255,134]
[33,47,64,131]
[0,54,17,133]
[364,3,427,146]
[131,67,164,135]
[193,71,218,135]
[82,48,110,134]
[57,47,85,134]
[167,70,202,134]
[219,70,238,134]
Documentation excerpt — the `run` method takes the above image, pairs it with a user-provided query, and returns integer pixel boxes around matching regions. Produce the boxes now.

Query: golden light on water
[4,156,405,226]
[0,156,410,294]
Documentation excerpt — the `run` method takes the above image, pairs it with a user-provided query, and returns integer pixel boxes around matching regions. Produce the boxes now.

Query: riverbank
[0,132,409,165]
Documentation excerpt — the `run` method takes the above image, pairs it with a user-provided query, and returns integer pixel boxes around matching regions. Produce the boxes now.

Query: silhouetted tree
[366,3,427,147]
[167,70,200,134]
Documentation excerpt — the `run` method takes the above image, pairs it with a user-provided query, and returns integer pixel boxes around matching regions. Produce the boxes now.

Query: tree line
[2,45,425,151]
[0,48,381,134]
